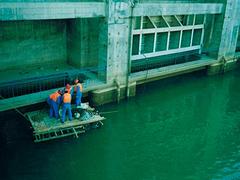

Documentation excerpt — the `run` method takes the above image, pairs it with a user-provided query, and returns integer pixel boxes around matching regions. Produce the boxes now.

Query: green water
[1,69,240,180]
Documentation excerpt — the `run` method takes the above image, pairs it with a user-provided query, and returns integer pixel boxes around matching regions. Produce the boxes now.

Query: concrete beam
[0,2,105,21]
[133,3,224,17]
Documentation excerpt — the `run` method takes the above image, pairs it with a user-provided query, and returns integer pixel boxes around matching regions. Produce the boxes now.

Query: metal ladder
[34,125,85,143]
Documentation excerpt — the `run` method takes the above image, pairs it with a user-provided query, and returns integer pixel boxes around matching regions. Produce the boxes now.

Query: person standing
[73,79,83,107]
[65,83,72,94]
[61,90,72,123]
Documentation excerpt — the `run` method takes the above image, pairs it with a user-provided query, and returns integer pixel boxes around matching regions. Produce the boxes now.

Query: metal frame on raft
[32,125,85,143]
[25,104,105,143]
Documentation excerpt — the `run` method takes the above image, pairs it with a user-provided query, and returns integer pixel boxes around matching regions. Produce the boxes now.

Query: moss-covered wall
[0,20,67,71]
[67,18,100,69]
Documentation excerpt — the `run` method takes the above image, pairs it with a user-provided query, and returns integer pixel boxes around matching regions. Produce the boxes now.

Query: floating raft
[25,104,105,143]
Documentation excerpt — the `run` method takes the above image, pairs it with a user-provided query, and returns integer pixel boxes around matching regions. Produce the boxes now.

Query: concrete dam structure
[0,0,240,112]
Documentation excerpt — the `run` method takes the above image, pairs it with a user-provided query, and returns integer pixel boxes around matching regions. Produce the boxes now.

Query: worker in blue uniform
[61,90,73,123]
[73,79,83,107]
[47,90,62,119]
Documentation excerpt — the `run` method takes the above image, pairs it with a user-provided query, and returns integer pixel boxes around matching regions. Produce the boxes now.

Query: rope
[0,95,27,120]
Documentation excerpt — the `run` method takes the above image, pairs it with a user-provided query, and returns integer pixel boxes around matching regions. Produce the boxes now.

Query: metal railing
[131,50,201,73]
[0,73,70,99]
[0,64,107,99]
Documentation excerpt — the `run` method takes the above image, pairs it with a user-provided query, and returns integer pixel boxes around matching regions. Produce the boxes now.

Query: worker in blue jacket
[47,90,62,119]
[73,79,83,107]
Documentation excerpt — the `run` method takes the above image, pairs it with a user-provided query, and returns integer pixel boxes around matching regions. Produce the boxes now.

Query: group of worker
[47,79,83,123]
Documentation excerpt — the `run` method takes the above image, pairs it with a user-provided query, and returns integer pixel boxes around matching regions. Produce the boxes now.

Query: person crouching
[47,90,62,119]
[61,90,73,123]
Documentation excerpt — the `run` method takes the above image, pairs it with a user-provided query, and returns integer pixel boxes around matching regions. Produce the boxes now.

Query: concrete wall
[1,0,237,110]
[0,18,102,72]
[67,18,100,69]
[202,14,225,58]
[0,20,67,71]
[237,27,240,51]
[201,0,226,58]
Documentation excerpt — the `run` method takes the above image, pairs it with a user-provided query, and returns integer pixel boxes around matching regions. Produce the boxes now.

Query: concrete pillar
[93,1,136,105]
[218,0,239,59]
[208,0,240,75]
[217,0,239,72]
[98,18,108,81]
[105,1,131,85]
[67,19,86,68]
[79,19,89,67]
[68,18,100,69]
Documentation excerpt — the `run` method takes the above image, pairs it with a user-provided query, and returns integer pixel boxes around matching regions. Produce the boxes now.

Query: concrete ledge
[133,3,223,16]
[90,82,136,106]
[0,81,136,111]
[207,58,239,75]
[0,81,107,112]
[235,52,240,59]
[207,62,223,75]
[130,58,218,84]
[0,2,105,21]
[224,59,238,72]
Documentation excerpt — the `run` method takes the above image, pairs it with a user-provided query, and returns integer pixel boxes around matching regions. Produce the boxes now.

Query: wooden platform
[25,108,105,143]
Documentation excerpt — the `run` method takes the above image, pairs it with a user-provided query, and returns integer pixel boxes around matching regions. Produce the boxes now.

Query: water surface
[1,69,240,180]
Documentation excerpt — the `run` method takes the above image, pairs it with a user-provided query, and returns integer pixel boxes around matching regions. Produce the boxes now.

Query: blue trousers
[75,93,82,106]
[62,103,72,123]
[47,98,59,119]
